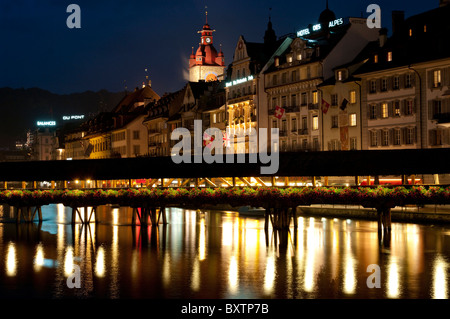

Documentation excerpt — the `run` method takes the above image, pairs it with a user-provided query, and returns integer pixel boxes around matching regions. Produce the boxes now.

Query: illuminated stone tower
[189,11,225,82]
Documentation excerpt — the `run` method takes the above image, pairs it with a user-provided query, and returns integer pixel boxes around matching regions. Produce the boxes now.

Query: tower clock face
[205,37,211,43]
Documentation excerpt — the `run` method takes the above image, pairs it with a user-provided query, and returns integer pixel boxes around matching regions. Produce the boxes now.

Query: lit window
[381,103,389,118]
[297,53,302,61]
[394,101,401,116]
[409,29,413,37]
[349,113,357,127]
[287,55,293,63]
[350,90,356,104]
[424,25,427,33]
[387,52,393,62]
[312,91,318,104]
[275,57,279,67]
[312,116,319,130]
[337,71,343,81]
[433,70,442,88]
[374,55,378,63]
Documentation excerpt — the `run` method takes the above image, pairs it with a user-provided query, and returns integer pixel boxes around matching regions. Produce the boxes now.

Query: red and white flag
[222,132,230,147]
[321,99,330,114]
[274,106,285,119]
[203,132,215,149]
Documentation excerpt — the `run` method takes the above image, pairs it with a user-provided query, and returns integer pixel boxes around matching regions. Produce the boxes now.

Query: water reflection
[0,204,450,299]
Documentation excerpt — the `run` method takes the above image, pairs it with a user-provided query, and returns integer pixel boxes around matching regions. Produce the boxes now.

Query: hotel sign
[297,18,344,37]
[225,75,254,88]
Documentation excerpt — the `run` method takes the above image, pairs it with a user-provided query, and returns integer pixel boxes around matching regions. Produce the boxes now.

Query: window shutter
[443,129,450,145]
[429,129,436,146]
[376,79,381,92]
[443,67,450,87]
[412,98,416,114]
[414,127,418,144]
[399,74,405,89]
[401,127,407,144]
[410,73,416,87]
[428,100,434,120]
[388,102,394,117]
[377,103,381,118]
[389,129,394,145]
[401,100,406,116]
[428,70,434,89]
[377,130,382,147]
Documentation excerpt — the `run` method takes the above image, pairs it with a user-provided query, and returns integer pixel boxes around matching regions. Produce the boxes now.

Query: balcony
[285,105,300,113]
[434,113,450,124]
[299,128,309,135]
[279,130,288,137]
[308,103,319,111]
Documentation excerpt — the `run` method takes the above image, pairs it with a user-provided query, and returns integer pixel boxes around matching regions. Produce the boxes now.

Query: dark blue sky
[0,0,436,96]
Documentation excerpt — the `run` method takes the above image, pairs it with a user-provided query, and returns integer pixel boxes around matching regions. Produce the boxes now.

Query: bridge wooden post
[355,176,360,186]
[64,181,68,189]
[324,176,329,186]
[312,176,316,187]
[33,181,37,189]
[366,176,371,186]
[374,176,380,185]
[271,176,275,187]
[22,181,26,189]
[51,181,56,189]
[412,174,416,185]
[285,177,289,187]
[3,181,7,190]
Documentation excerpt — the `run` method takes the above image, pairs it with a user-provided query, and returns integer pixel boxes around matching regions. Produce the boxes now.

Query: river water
[0,204,449,299]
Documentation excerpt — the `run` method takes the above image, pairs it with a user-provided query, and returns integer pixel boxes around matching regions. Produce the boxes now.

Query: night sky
[0,0,436,96]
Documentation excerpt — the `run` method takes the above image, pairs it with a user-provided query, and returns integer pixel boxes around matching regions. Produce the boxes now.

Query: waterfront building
[226,16,289,153]
[144,89,185,157]
[264,3,379,152]
[354,3,450,151]
[81,85,159,159]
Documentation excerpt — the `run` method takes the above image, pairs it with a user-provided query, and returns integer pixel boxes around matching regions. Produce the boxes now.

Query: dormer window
[374,55,378,63]
[337,70,344,81]
[287,54,293,63]
[409,29,413,37]
[387,51,393,62]
[297,53,302,61]
[274,57,280,67]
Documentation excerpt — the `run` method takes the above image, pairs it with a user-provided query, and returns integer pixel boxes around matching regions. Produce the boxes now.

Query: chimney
[392,10,405,35]
[379,28,388,47]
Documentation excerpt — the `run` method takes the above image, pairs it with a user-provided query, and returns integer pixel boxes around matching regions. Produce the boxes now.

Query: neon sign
[297,18,344,37]
[37,121,56,126]
[63,115,85,120]
[225,75,254,88]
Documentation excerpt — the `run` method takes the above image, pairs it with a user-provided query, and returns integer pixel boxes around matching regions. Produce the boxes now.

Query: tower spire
[326,0,329,9]
[205,5,208,24]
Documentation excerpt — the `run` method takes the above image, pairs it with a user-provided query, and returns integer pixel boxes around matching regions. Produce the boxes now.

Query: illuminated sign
[63,115,85,121]
[225,75,254,88]
[297,18,344,37]
[37,121,56,126]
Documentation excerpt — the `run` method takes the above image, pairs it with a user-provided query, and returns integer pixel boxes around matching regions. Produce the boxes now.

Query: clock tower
[189,11,225,82]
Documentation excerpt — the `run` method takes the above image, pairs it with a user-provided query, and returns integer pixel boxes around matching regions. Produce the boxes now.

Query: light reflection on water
[0,204,449,299]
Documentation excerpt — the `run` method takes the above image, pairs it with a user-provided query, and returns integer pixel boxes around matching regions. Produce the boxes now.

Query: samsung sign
[297,18,344,37]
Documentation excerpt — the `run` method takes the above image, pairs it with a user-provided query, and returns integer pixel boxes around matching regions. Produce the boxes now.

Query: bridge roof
[0,149,449,181]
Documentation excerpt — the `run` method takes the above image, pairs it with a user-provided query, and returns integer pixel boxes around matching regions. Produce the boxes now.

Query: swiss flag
[321,99,330,114]
[222,132,230,147]
[203,132,215,149]
[274,106,285,119]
